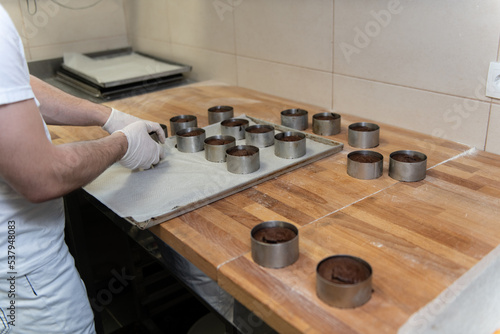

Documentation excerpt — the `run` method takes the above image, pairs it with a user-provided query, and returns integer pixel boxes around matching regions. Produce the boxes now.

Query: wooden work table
[50,82,500,333]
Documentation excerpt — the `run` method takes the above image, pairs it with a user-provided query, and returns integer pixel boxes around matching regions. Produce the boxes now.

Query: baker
[0,5,165,333]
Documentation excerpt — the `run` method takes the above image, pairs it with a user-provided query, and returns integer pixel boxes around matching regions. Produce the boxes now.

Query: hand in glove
[117,121,166,170]
[104,108,166,144]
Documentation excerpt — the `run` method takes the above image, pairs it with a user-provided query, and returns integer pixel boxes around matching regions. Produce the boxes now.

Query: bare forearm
[30,75,111,126]
[28,132,128,202]
[0,96,128,203]
[0,96,162,204]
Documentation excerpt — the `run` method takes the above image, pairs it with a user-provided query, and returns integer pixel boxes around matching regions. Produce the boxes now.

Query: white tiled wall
[3,0,500,154]
[333,0,500,152]
[233,0,333,72]
[333,74,492,149]
[1,0,129,61]
[334,0,499,101]
[487,104,500,153]
[123,0,500,154]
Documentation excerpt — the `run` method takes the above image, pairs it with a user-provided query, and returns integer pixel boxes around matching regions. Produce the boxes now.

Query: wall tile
[334,74,490,149]
[129,36,174,61]
[169,43,237,85]
[29,36,129,61]
[491,97,500,106]
[234,0,333,71]
[486,104,500,155]
[124,0,169,43]
[237,57,333,110]
[165,0,235,54]
[19,0,127,48]
[334,0,500,101]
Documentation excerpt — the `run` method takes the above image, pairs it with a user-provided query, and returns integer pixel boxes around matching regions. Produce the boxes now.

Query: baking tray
[83,116,343,229]
[61,49,191,88]
[55,69,185,99]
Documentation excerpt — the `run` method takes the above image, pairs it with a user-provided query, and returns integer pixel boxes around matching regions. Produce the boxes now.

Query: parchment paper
[83,116,342,226]
[63,52,184,85]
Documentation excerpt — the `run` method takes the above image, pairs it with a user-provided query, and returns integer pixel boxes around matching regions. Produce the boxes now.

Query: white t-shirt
[0,7,96,333]
[0,5,66,277]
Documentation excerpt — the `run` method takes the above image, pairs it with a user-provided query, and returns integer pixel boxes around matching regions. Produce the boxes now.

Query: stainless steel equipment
[54,48,191,100]
[251,221,299,269]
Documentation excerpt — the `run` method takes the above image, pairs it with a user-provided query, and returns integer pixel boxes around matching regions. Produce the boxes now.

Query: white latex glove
[117,121,166,170]
[103,109,166,144]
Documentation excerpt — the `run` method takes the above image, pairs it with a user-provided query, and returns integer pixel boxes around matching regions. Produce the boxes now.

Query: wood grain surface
[49,82,500,333]
[219,150,500,333]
